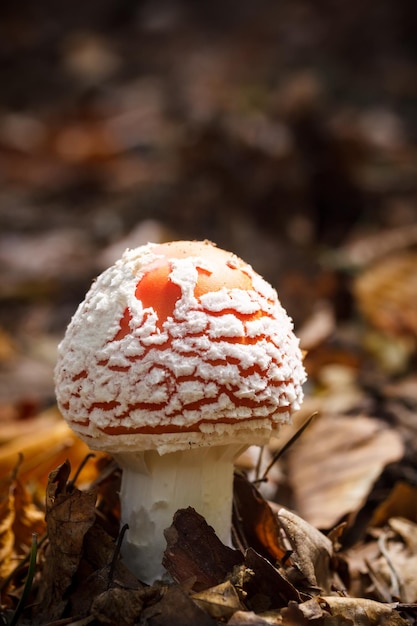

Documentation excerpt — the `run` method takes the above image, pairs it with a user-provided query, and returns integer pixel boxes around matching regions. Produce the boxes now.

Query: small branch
[67,453,96,490]
[257,413,316,483]
[108,523,129,585]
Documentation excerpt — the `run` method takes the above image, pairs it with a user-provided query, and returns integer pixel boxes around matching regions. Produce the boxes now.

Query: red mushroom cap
[55,240,306,454]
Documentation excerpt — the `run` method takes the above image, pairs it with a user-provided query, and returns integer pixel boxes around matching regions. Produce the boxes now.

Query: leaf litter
[1,5,417,622]
[0,436,415,625]
[2,232,417,623]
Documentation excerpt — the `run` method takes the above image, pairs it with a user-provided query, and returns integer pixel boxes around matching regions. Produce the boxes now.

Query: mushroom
[55,240,306,583]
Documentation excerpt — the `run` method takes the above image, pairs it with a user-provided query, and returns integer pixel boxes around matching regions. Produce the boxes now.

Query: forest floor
[1,1,417,624]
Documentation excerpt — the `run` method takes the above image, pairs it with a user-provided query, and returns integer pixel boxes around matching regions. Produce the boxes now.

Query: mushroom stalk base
[114,444,246,584]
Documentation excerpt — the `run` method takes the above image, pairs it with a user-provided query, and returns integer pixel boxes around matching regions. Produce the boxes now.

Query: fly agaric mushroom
[55,240,306,583]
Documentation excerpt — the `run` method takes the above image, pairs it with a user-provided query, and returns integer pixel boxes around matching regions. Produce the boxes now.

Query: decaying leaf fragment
[163,507,243,591]
[36,459,97,621]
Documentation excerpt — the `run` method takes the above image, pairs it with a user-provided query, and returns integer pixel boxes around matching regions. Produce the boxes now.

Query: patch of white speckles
[207,315,244,338]
[200,289,262,314]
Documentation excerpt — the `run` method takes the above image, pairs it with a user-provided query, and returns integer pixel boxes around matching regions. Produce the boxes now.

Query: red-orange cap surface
[55,240,306,454]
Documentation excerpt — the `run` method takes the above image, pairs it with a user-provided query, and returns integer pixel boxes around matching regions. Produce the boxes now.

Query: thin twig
[254,446,264,482]
[108,523,129,585]
[378,534,403,600]
[67,453,96,490]
[258,413,316,483]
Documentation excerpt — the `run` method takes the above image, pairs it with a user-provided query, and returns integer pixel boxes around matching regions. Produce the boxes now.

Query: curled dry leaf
[163,507,243,591]
[277,508,333,594]
[292,596,409,626]
[233,472,286,562]
[242,548,302,611]
[36,460,97,622]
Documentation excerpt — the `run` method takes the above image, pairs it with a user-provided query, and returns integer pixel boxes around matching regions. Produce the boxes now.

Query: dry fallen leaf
[242,548,302,611]
[0,407,104,488]
[35,460,98,621]
[0,466,45,583]
[294,595,409,625]
[192,580,245,620]
[91,587,146,626]
[287,413,404,529]
[140,584,218,626]
[371,482,417,528]
[11,476,45,551]
[163,507,243,591]
[354,250,417,339]
[277,508,334,594]
[0,476,15,581]
[233,472,286,562]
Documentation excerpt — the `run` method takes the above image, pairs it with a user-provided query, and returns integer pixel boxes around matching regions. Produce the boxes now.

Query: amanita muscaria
[55,240,306,583]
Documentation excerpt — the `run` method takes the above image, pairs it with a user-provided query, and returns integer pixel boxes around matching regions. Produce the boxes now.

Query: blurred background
[0,0,417,481]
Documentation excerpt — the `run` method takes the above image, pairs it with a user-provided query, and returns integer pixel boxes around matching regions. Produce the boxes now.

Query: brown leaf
[295,596,409,625]
[91,587,146,626]
[228,610,280,625]
[68,523,142,617]
[243,548,302,611]
[36,460,97,621]
[141,584,218,626]
[354,250,417,340]
[0,477,15,581]
[0,468,45,583]
[287,413,404,529]
[0,409,103,489]
[192,580,245,620]
[277,508,333,594]
[233,472,286,562]
[371,482,417,527]
[163,507,243,591]
[12,477,45,551]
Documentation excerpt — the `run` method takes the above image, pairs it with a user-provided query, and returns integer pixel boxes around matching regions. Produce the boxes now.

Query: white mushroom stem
[114,444,247,584]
